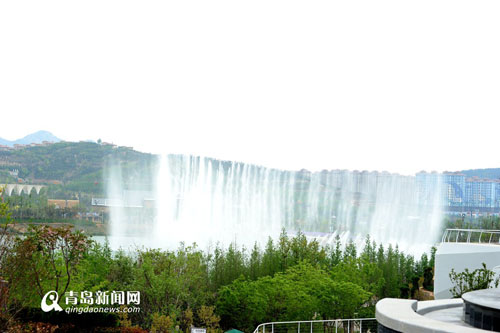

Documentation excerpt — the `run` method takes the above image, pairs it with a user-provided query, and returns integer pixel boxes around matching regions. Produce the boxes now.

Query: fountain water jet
[107,155,444,255]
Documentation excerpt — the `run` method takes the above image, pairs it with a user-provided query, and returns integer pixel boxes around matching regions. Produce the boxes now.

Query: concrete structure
[434,229,500,299]
[47,199,80,209]
[2,183,46,196]
[92,190,155,209]
[377,289,500,332]
[91,197,145,209]
[462,289,500,330]
[376,298,485,332]
[374,228,500,332]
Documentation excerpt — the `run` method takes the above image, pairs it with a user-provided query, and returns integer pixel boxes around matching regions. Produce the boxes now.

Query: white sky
[1,1,499,175]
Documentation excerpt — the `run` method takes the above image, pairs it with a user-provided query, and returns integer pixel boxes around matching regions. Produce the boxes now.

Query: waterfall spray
[107,155,443,254]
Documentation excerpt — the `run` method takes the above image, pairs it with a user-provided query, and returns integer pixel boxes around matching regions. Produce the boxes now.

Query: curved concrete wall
[376,298,485,332]
[435,242,500,299]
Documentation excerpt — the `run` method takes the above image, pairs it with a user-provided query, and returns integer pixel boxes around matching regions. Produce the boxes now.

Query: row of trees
[0,186,439,331]
[0,222,436,332]
[444,215,500,230]
[1,194,87,222]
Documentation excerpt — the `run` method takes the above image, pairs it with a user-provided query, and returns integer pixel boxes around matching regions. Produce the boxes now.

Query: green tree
[5,225,91,307]
[217,262,371,332]
[328,235,343,267]
[131,244,211,328]
[261,237,279,277]
[197,305,221,333]
[151,312,175,333]
[72,240,113,292]
[0,187,14,330]
[248,243,261,280]
[181,308,194,333]
[0,186,13,272]
[449,263,499,297]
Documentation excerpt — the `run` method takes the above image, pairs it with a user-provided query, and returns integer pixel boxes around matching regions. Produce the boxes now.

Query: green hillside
[0,141,156,197]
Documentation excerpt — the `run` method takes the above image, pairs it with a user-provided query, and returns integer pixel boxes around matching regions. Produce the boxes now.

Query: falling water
[106,161,125,250]
[152,155,296,248]
[107,155,444,254]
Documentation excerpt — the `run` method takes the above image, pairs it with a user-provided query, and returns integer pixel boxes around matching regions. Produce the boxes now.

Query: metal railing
[441,228,500,244]
[253,319,377,333]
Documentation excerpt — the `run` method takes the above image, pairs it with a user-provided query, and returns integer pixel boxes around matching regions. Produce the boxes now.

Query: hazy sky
[1,1,499,174]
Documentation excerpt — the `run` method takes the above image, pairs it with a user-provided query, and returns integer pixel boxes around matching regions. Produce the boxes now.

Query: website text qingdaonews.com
[64,306,141,314]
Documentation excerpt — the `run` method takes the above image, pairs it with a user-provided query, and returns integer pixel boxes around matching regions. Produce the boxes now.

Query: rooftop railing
[253,319,377,333]
[441,228,500,244]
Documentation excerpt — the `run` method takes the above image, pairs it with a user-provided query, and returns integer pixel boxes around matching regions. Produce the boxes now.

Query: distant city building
[417,171,500,212]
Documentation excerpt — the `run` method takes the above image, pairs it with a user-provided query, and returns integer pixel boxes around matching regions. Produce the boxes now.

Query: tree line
[0,222,436,332]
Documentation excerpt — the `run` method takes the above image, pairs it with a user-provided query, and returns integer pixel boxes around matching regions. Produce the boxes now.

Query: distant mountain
[460,168,500,180]
[0,130,61,147]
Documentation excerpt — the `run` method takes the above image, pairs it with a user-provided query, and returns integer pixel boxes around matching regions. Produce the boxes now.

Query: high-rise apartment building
[416,171,500,212]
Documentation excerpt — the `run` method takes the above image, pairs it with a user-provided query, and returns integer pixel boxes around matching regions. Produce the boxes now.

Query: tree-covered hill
[459,168,500,180]
[2,140,499,198]
[0,141,155,196]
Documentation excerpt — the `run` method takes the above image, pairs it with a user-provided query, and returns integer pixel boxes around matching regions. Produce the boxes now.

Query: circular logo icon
[41,291,63,312]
